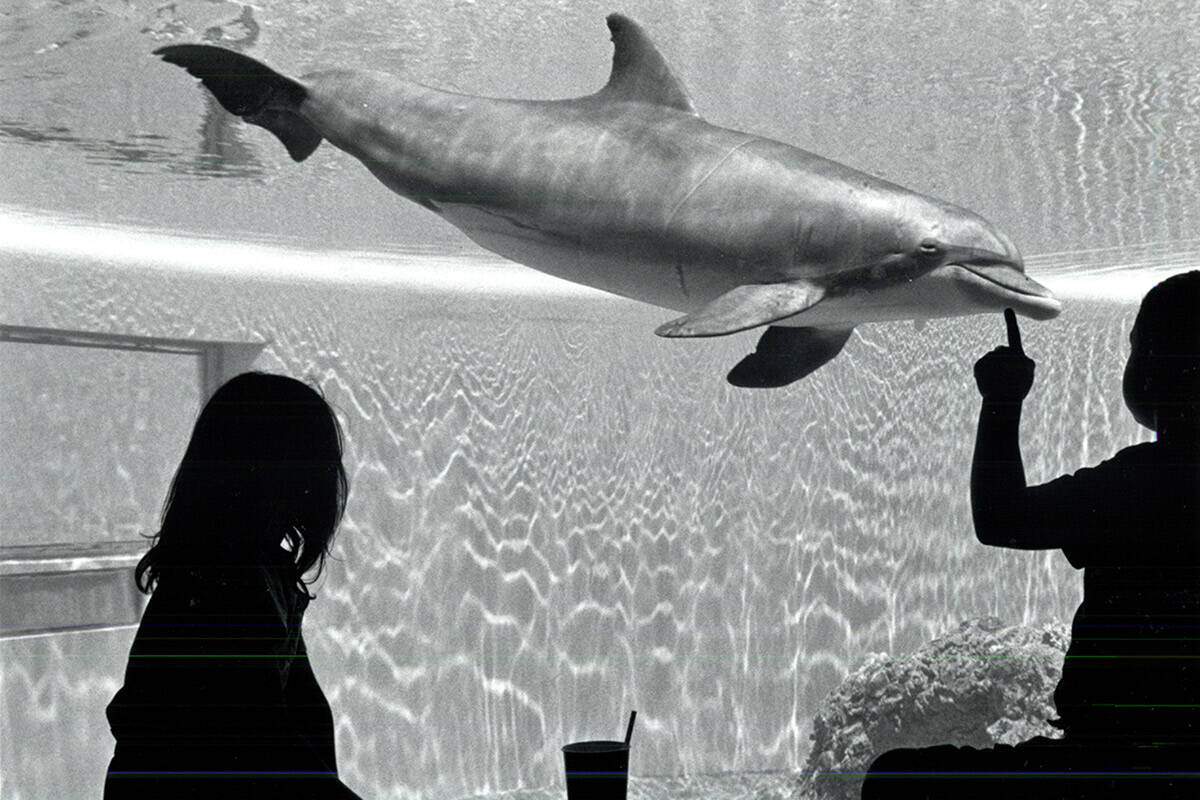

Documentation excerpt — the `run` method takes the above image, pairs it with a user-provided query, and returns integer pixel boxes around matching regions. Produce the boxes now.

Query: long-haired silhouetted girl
[104,372,362,799]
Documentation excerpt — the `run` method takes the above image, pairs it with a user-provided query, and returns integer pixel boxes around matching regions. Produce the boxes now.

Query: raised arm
[970,309,1042,547]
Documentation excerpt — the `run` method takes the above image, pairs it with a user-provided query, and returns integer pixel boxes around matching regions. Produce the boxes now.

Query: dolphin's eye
[918,240,942,258]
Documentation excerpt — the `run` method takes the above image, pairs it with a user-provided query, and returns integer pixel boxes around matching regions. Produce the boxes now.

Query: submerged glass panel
[0,339,200,552]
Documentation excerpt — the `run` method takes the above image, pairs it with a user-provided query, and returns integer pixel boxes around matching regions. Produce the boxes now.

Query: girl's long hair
[135,372,348,601]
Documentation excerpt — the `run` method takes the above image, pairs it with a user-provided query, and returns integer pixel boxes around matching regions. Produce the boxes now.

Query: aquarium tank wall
[1,1,1197,798]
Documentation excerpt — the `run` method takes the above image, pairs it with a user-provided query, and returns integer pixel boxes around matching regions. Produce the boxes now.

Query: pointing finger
[1004,308,1023,354]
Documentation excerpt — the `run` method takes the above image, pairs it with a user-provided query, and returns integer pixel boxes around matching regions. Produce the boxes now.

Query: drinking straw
[624,710,637,745]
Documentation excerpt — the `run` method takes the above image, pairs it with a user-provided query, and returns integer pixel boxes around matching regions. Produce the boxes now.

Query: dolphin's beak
[943,246,1063,320]
[960,259,1053,299]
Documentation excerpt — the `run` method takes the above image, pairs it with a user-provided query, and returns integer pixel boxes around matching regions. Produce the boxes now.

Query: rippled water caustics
[1,227,1164,799]
[299,289,1143,800]
[2,1,1199,799]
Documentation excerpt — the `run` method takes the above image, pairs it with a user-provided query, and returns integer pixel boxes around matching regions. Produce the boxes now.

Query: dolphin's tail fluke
[154,45,322,162]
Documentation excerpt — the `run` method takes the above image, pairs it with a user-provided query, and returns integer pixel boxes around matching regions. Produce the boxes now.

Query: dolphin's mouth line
[953,261,1053,299]
[947,262,1062,319]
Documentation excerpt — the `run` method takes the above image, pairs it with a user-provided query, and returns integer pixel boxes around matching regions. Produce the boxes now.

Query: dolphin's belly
[776,267,1001,327]
[435,201,714,311]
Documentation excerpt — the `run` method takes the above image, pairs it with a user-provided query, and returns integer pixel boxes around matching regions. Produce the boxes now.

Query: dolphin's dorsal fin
[595,14,697,114]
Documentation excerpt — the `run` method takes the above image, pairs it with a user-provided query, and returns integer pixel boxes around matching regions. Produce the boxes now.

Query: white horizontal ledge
[0,553,143,577]
[0,206,618,299]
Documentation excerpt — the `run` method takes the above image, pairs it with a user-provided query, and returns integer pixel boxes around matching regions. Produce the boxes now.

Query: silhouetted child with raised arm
[103,373,363,799]
[862,271,1200,799]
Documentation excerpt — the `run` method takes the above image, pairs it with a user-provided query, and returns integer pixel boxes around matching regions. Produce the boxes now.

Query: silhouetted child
[862,271,1200,798]
[104,373,363,799]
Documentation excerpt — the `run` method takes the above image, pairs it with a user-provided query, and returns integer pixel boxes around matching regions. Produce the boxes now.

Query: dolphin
[155,13,1061,387]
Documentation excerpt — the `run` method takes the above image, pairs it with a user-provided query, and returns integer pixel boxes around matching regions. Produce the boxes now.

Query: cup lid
[562,740,629,753]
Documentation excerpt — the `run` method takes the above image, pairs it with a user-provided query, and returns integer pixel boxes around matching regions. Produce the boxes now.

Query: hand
[974,309,1035,401]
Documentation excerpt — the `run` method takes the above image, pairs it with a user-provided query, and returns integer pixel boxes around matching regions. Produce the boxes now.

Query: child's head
[136,372,349,597]
[1122,270,1200,433]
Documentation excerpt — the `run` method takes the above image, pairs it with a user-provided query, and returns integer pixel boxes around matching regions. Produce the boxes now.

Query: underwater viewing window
[0,325,264,636]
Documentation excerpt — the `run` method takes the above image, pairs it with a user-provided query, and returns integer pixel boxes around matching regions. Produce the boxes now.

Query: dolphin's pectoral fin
[726,326,854,388]
[654,281,824,338]
[594,14,698,114]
